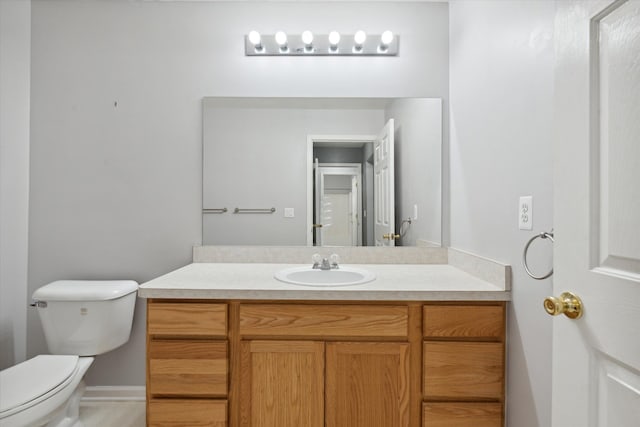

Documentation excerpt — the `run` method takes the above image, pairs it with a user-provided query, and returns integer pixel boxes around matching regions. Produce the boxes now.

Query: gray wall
[0,0,31,370]
[449,1,555,426]
[28,0,449,386]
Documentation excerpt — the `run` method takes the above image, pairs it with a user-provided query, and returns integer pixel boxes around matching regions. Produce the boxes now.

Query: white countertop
[138,263,510,301]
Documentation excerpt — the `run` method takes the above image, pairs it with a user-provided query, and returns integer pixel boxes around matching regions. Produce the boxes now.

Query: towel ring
[523,230,554,280]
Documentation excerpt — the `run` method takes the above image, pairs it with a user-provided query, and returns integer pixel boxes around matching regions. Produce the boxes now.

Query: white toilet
[0,280,138,427]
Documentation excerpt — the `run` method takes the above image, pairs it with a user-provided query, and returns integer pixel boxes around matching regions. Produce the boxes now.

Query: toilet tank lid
[32,280,138,301]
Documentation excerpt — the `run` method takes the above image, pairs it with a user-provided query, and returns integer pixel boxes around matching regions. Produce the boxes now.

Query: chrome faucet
[312,253,340,270]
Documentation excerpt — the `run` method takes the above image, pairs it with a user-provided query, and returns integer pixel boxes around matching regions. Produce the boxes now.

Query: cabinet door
[240,340,324,427]
[326,342,410,427]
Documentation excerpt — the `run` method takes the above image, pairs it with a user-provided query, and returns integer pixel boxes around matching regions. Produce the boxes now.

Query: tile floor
[79,402,145,427]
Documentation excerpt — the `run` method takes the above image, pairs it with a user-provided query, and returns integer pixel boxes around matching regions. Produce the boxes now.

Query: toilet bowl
[0,280,137,427]
[0,356,93,427]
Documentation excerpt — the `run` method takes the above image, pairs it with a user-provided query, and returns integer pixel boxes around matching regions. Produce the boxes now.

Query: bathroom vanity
[139,247,510,427]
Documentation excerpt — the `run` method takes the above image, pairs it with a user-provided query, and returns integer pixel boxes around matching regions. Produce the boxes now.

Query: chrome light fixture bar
[245,32,399,56]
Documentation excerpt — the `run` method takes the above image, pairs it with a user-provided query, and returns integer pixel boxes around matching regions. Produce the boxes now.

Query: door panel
[374,119,395,246]
[314,158,321,246]
[593,0,640,275]
[553,1,640,425]
[316,165,362,246]
[322,192,352,246]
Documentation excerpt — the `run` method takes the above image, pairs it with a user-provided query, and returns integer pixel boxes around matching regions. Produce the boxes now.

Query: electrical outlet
[284,208,295,218]
[519,196,533,230]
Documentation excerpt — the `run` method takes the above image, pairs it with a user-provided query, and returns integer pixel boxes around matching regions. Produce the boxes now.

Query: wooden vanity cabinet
[146,300,505,427]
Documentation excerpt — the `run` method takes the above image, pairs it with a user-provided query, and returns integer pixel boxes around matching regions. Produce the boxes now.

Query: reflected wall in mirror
[203,97,441,247]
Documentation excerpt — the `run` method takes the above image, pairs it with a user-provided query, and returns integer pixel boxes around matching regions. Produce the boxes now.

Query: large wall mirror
[203,97,442,247]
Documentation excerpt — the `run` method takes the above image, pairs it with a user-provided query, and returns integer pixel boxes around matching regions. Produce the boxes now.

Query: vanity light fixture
[353,30,367,53]
[244,31,398,56]
[275,31,288,52]
[248,30,263,52]
[301,30,314,52]
[328,31,341,52]
[379,30,394,52]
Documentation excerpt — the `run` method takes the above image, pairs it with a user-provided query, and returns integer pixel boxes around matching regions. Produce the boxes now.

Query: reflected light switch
[284,208,295,218]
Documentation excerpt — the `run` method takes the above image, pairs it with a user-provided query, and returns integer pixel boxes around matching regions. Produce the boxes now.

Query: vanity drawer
[239,304,408,338]
[149,340,228,397]
[148,302,227,337]
[422,304,504,339]
[423,341,504,400]
[423,402,503,427]
[148,399,227,427]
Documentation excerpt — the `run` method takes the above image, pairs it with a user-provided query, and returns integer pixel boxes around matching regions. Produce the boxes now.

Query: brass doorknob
[383,233,400,240]
[543,291,583,319]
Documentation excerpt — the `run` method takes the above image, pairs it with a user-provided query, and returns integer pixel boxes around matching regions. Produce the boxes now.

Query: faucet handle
[312,253,322,268]
[329,253,340,268]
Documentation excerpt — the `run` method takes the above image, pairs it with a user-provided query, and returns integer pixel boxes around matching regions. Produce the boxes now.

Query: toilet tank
[32,280,138,356]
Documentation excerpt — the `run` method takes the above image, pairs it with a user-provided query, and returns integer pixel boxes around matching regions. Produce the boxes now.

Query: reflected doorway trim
[306,134,376,246]
[316,163,363,246]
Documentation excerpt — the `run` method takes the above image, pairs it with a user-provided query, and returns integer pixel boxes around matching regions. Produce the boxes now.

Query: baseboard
[81,386,146,402]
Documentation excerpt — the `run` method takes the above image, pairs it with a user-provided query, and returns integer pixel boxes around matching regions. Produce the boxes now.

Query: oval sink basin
[274,266,376,287]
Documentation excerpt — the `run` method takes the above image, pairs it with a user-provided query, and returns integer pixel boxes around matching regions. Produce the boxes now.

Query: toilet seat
[0,355,79,418]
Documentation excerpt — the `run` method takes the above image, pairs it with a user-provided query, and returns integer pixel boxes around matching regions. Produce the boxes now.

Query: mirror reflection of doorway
[314,164,362,246]
[307,122,395,247]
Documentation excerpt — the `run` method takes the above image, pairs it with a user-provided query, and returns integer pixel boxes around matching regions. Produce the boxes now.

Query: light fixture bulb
[248,31,261,46]
[329,31,341,46]
[381,30,394,46]
[275,31,288,46]
[354,30,367,46]
[302,30,314,45]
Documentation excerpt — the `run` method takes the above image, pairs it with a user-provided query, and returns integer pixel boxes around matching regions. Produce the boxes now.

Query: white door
[314,158,322,246]
[316,165,362,247]
[552,1,640,426]
[374,119,395,246]
[321,192,352,246]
